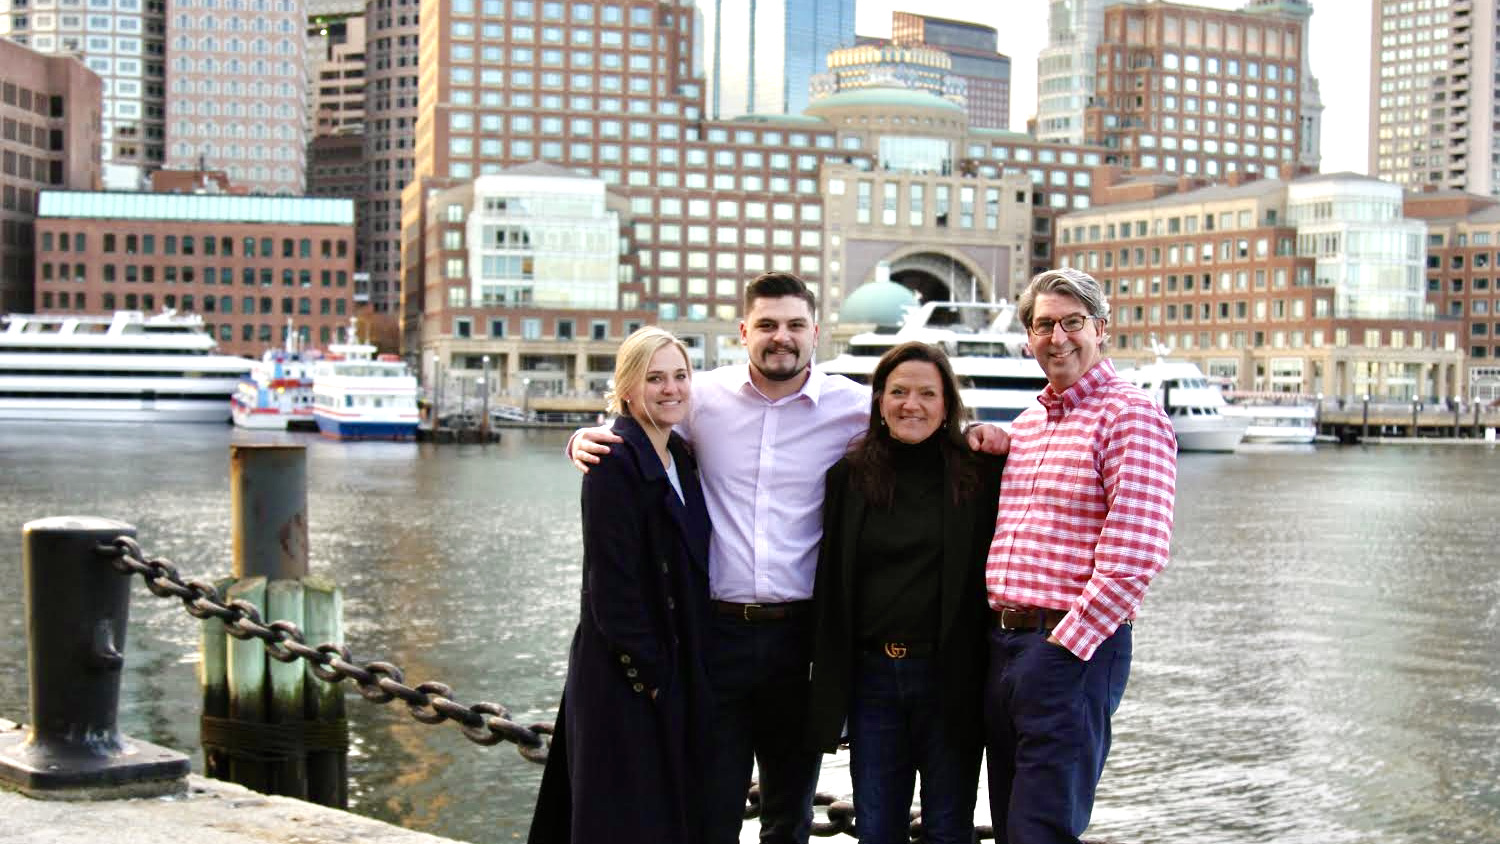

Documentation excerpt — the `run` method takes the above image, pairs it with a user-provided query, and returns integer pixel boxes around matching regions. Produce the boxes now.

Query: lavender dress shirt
[681,365,869,603]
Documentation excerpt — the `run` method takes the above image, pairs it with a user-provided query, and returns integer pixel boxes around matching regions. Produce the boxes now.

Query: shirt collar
[731,363,826,405]
[1037,359,1117,421]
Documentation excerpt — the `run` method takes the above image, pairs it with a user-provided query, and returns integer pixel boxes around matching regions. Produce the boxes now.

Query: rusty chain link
[98,534,1124,843]
[97,534,552,764]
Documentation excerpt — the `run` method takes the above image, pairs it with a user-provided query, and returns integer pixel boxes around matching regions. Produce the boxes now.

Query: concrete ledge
[0,770,471,844]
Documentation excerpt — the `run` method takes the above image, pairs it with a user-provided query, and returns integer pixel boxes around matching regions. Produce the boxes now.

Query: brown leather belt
[994,607,1067,632]
[712,600,812,622]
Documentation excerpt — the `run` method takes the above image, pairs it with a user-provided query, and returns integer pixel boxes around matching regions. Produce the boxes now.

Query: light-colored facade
[1369,0,1498,194]
[0,0,165,190]
[700,0,854,119]
[411,167,650,397]
[1286,172,1428,320]
[1037,0,1126,145]
[811,42,963,107]
[163,0,308,194]
[0,41,102,313]
[1057,173,1463,401]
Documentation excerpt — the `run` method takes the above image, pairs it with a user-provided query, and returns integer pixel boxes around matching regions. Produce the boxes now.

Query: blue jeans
[701,611,822,844]
[984,625,1132,844]
[849,651,982,844]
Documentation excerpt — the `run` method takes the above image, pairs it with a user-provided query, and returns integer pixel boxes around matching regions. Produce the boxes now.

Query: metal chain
[97,535,552,764]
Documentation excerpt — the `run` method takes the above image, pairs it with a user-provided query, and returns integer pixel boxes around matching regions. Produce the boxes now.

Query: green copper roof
[38,191,355,226]
[839,280,918,325]
[805,87,965,116]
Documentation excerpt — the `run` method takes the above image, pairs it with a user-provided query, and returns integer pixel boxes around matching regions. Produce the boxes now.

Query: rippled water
[1,424,1497,844]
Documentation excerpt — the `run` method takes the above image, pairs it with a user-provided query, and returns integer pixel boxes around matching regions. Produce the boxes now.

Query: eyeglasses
[1028,314,1096,336]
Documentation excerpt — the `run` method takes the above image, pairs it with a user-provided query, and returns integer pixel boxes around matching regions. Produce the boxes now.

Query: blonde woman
[529,327,712,844]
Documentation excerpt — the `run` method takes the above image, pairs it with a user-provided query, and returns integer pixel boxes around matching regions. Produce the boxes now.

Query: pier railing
[0,444,1118,843]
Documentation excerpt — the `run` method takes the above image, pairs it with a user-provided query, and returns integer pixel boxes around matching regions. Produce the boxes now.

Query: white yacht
[0,310,252,423]
[311,321,419,440]
[819,300,1048,426]
[1221,399,1319,444]
[1116,351,1249,452]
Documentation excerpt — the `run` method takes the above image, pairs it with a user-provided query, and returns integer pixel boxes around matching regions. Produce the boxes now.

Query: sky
[853,0,1372,175]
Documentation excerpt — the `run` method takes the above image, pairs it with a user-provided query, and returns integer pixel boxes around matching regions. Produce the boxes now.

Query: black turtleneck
[854,434,945,645]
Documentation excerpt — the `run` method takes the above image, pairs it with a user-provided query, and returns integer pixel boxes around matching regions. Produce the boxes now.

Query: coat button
[632,682,644,693]
[667,597,676,610]
[661,562,670,574]
[619,654,631,665]
[626,668,638,678]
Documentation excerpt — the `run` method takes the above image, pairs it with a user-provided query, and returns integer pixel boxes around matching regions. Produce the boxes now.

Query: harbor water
[0,422,1498,843]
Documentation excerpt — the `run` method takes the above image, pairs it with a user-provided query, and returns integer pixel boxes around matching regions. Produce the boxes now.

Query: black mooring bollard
[0,516,189,798]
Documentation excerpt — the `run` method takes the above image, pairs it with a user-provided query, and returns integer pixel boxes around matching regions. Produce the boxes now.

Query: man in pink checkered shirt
[983,267,1177,844]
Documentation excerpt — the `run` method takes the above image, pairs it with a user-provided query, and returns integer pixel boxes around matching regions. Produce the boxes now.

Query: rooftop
[37,192,355,226]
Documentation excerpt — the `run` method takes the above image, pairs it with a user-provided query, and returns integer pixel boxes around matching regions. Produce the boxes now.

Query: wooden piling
[226,576,269,793]
[199,576,236,781]
[266,578,307,799]
[302,575,347,808]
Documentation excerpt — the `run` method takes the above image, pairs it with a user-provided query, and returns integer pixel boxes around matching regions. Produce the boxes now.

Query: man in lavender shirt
[571,272,1007,844]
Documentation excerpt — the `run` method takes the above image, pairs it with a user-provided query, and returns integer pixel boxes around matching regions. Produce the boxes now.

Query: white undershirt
[664,456,684,504]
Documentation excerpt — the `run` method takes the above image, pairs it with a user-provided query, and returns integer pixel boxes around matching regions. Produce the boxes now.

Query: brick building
[0,40,102,313]
[1058,171,1464,401]
[34,191,356,356]
[1083,0,1314,180]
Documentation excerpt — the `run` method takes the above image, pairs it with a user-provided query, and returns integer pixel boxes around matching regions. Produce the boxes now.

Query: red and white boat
[231,328,319,431]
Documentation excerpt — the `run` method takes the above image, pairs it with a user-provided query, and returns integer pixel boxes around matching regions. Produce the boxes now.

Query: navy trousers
[984,624,1132,844]
[848,651,982,844]
[701,611,822,844]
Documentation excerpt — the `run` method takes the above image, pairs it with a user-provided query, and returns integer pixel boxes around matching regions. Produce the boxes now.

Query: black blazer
[806,451,1003,753]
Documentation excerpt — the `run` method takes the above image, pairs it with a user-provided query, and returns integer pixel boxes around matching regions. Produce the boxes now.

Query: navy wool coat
[528,415,712,844]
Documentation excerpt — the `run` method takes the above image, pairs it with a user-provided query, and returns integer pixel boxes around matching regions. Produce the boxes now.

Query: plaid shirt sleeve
[1051,401,1178,660]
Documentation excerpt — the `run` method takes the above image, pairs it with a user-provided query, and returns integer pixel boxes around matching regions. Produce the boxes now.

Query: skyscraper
[889,12,1009,130]
[162,0,309,194]
[699,0,854,118]
[1369,0,1498,193]
[0,0,165,190]
[1036,0,1124,145]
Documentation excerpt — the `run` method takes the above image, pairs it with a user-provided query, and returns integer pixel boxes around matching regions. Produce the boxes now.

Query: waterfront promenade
[0,725,464,844]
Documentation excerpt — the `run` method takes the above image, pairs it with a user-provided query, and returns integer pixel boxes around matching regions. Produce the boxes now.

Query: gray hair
[1017,267,1112,329]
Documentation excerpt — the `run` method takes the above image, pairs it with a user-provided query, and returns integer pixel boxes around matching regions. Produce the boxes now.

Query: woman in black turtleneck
[807,341,1002,844]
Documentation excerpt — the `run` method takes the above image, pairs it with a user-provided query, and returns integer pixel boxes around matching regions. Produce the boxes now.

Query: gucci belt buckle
[883,641,908,659]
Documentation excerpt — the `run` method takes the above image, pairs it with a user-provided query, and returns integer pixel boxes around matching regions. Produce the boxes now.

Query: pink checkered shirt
[986,359,1177,661]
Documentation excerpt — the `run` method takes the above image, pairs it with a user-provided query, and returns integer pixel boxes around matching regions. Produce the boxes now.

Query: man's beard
[752,346,806,381]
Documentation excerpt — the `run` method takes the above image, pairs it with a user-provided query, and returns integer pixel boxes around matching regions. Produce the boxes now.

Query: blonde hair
[605,326,692,416]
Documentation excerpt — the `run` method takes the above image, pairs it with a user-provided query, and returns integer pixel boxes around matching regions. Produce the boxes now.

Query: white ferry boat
[311,322,418,440]
[1116,350,1249,452]
[0,310,252,423]
[819,300,1048,426]
[231,328,319,431]
[1221,398,1318,444]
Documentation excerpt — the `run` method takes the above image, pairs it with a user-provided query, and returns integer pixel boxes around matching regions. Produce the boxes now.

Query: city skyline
[855,0,1371,176]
